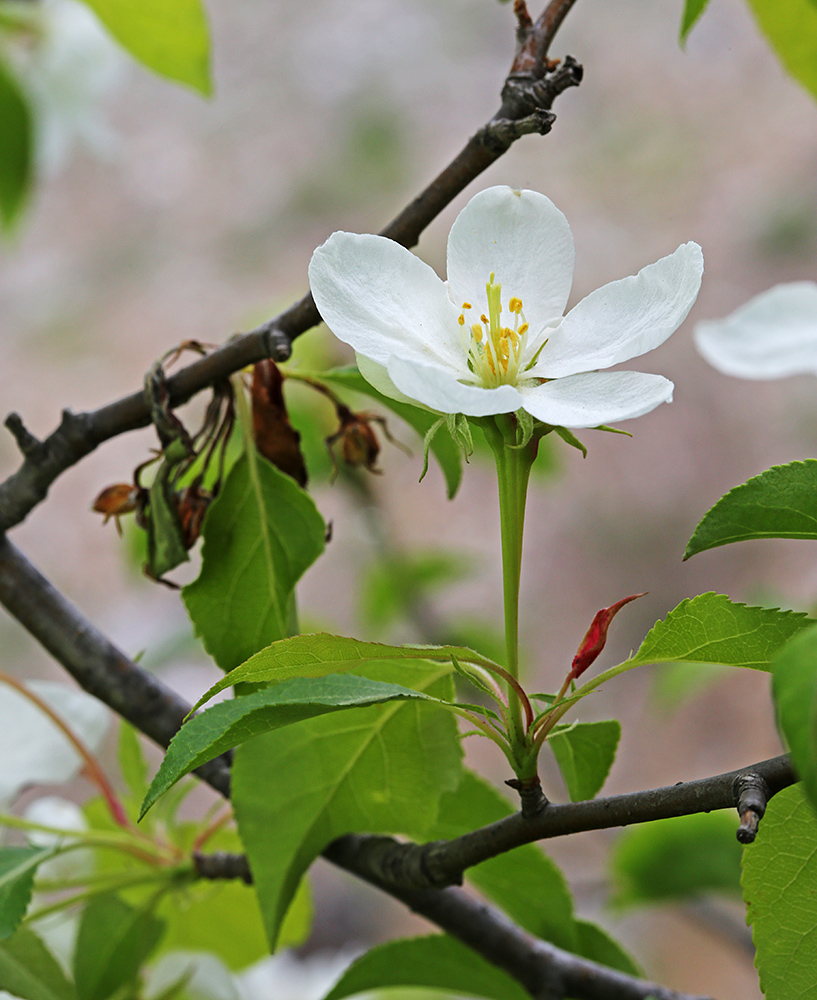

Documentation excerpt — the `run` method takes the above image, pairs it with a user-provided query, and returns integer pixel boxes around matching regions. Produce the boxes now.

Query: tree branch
[0,9,581,535]
[0,534,712,1000]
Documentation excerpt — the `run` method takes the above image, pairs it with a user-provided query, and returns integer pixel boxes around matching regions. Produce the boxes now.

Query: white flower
[309,186,704,428]
[695,282,817,379]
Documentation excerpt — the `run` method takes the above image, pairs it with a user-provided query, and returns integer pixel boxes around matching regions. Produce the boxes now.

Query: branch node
[261,323,293,363]
[506,775,549,819]
[4,414,42,458]
[733,771,770,844]
[192,850,252,884]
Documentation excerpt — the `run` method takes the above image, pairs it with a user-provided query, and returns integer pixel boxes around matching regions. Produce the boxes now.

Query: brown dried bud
[92,484,140,534]
[251,361,308,487]
[175,483,213,549]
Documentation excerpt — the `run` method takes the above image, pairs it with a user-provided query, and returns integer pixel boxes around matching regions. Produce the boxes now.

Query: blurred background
[2,0,817,995]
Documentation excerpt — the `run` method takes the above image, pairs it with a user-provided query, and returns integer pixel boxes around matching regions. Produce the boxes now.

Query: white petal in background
[695,282,817,379]
[0,681,110,805]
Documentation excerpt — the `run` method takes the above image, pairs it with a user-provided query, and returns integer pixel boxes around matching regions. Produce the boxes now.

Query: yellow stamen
[458,314,465,326]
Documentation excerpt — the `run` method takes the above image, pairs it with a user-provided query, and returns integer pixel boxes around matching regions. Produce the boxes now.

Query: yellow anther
[518,322,529,336]
[481,314,489,326]
[508,297,523,314]
[462,302,472,310]
[471,324,483,342]
[458,314,465,326]
[484,342,497,375]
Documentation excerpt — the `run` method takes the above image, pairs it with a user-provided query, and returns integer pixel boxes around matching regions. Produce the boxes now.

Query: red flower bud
[570,593,646,681]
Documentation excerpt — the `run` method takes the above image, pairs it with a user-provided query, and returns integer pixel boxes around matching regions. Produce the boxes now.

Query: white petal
[518,371,674,427]
[356,354,435,411]
[539,242,704,377]
[309,232,466,373]
[387,355,523,417]
[694,282,817,379]
[446,187,574,333]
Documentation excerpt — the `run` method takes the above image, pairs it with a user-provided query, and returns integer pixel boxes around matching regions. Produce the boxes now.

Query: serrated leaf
[431,769,577,951]
[0,928,76,1000]
[190,633,497,711]
[322,934,528,1000]
[78,0,212,95]
[313,366,463,498]
[611,812,742,908]
[746,0,817,101]
[141,674,443,818]
[626,593,811,673]
[680,0,711,41]
[0,848,52,940]
[232,663,462,948]
[773,623,817,811]
[0,58,32,231]
[743,784,817,998]
[548,720,620,802]
[182,452,325,671]
[685,461,817,559]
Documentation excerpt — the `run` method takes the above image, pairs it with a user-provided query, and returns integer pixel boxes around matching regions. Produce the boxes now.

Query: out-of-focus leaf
[232,664,461,948]
[685,461,817,558]
[431,769,577,951]
[680,0,711,40]
[743,784,817,999]
[322,935,528,1000]
[78,0,211,95]
[0,848,52,940]
[314,366,463,498]
[548,720,620,802]
[140,674,445,818]
[746,0,817,101]
[0,927,76,1000]
[118,721,149,807]
[650,661,730,710]
[360,551,472,631]
[773,623,817,811]
[0,58,32,230]
[574,920,641,976]
[73,895,165,1000]
[611,812,742,907]
[182,452,325,671]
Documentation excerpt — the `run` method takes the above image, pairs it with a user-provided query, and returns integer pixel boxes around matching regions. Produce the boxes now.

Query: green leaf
[144,458,189,579]
[73,895,165,1000]
[548,720,620,802]
[118,721,149,807]
[685,460,817,559]
[680,0,711,41]
[650,661,730,710]
[0,58,32,231]
[182,452,325,671]
[322,934,528,1000]
[746,0,817,101]
[141,674,444,818]
[574,920,641,976]
[431,770,577,951]
[611,812,742,907]
[232,663,462,948]
[314,366,463,498]
[0,848,52,940]
[773,623,817,811]
[626,593,811,673]
[190,633,496,711]
[0,928,76,1000]
[78,0,212,95]
[743,784,817,998]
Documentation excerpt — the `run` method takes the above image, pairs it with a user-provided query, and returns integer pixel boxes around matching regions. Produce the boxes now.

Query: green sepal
[553,425,587,458]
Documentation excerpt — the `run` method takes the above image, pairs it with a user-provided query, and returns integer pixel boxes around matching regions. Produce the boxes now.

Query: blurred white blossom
[695,282,817,379]
[0,0,126,173]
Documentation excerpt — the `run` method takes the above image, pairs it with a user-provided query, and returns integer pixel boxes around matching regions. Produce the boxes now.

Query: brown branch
[0,8,581,535]
[0,534,713,1000]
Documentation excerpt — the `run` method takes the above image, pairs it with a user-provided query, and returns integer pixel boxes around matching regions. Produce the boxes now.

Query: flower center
[457,274,530,388]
